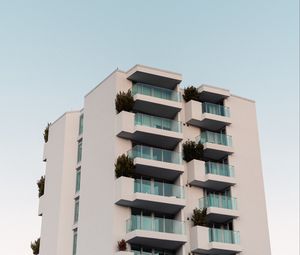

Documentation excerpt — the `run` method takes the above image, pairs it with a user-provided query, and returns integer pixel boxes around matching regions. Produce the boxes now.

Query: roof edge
[85,68,126,98]
[126,64,182,77]
[50,110,81,126]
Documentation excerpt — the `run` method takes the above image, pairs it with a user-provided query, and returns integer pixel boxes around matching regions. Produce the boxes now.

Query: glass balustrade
[133,251,174,255]
[128,145,182,164]
[133,250,174,255]
[135,113,182,133]
[133,252,152,255]
[202,102,230,117]
[197,131,232,146]
[134,179,184,199]
[126,215,184,235]
[209,228,240,244]
[199,194,237,210]
[205,161,235,177]
[132,83,181,102]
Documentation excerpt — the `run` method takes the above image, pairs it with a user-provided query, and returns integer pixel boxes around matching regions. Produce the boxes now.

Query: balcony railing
[133,250,174,255]
[197,131,232,146]
[126,215,185,235]
[128,145,182,164]
[133,252,152,255]
[209,228,240,244]
[205,162,235,177]
[135,113,182,133]
[134,179,184,198]
[202,102,230,117]
[199,194,237,210]
[132,83,181,102]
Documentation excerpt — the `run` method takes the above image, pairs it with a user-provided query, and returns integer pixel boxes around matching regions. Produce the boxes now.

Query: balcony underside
[117,128,182,150]
[126,230,186,250]
[203,144,233,160]
[116,196,185,214]
[199,92,228,104]
[189,177,235,191]
[127,70,181,90]
[134,158,184,182]
[206,208,239,223]
[133,97,181,119]
[187,116,231,131]
[198,86,230,104]
[193,246,241,255]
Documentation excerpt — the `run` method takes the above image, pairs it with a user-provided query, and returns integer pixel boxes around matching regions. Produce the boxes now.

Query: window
[72,229,78,255]
[74,198,80,224]
[75,169,81,193]
[77,142,82,163]
[79,114,84,135]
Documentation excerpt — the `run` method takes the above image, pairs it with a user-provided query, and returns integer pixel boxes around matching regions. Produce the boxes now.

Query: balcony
[115,177,185,214]
[116,111,183,150]
[42,142,48,162]
[187,160,236,190]
[127,64,182,90]
[197,131,233,160]
[199,194,239,222]
[38,194,44,216]
[125,215,187,250]
[128,145,183,181]
[191,226,242,254]
[198,85,230,104]
[185,101,231,131]
[132,83,182,119]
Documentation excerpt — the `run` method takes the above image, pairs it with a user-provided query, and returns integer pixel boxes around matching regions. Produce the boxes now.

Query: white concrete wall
[179,92,271,254]
[226,95,271,255]
[114,72,136,252]
[39,66,271,255]
[77,71,118,255]
[40,112,80,255]
[77,70,132,255]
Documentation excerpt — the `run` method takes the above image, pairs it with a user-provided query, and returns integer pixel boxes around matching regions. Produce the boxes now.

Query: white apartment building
[37,65,271,255]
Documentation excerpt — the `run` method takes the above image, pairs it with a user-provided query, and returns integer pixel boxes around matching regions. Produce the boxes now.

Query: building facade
[38,65,271,255]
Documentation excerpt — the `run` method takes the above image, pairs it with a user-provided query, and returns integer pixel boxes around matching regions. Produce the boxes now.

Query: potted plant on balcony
[37,176,45,198]
[191,208,207,227]
[115,154,134,178]
[117,239,127,251]
[43,123,51,143]
[182,140,204,162]
[115,90,134,113]
[182,86,200,102]
[31,238,40,255]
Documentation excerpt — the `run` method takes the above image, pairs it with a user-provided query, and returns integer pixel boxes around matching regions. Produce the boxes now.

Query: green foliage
[43,123,51,143]
[182,86,200,102]
[191,208,207,227]
[182,140,204,162]
[117,239,127,251]
[115,90,134,113]
[115,154,134,178]
[37,176,45,198]
[31,238,40,255]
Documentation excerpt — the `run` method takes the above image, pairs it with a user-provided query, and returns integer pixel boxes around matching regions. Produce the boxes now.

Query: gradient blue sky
[0,1,299,254]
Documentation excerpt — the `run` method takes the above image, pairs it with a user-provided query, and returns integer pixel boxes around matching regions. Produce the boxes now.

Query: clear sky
[0,0,298,254]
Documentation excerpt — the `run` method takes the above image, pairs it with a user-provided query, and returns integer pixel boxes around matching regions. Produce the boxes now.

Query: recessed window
[74,198,80,224]
[77,142,82,163]
[79,114,84,135]
[75,169,81,193]
[72,229,78,255]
